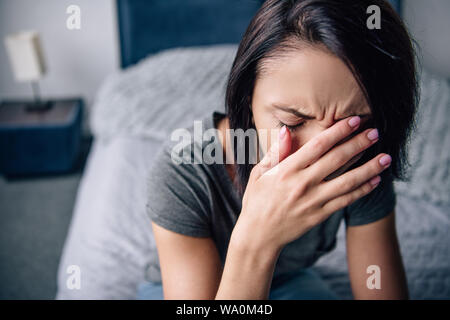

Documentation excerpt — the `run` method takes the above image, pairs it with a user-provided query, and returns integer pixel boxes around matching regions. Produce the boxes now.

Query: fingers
[283,116,363,172]
[307,127,380,184]
[318,153,392,210]
[320,176,380,215]
[253,125,292,179]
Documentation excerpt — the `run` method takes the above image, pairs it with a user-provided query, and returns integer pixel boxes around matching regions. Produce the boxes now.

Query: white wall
[0,0,120,134]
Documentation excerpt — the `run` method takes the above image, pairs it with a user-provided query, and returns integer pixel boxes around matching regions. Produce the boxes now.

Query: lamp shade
[4,31,46,82]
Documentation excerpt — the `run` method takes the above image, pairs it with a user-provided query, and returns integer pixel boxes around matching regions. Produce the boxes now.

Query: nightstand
[0,98,83,176]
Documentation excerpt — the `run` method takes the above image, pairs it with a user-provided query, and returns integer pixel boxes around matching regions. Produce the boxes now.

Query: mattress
[56,136,162,299]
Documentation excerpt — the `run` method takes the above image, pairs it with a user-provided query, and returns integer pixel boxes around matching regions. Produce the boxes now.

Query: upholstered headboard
[117,0,403,69]
[117,0,264,68]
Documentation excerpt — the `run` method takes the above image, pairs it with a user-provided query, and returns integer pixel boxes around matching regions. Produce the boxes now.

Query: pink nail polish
[379,154,392,167]
[279,125,287,139]
[348,116,360,128]
[368,129,379,141]
[370,176,381,186]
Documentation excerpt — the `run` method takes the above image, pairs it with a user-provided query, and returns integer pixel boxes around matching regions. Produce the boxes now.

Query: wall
[404,0,450,78]
[1,0,449,136]
[0,0,120,134]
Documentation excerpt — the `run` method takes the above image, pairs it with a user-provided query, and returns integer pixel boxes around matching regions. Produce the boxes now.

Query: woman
[141,0,417,299]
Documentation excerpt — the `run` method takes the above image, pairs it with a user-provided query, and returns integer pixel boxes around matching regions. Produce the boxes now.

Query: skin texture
[252,47,371,179]
[152,46,408,300]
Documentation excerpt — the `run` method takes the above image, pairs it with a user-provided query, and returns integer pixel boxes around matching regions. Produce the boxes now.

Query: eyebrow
[272,104,371,121]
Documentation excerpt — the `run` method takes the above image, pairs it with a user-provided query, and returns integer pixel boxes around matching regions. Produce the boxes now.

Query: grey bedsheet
[57,137,161,299]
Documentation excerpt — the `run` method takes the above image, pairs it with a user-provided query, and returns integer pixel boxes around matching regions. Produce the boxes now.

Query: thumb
[256,125,292,178]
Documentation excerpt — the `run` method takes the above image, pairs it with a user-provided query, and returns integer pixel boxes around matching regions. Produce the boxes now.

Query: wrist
[218,233,280,299]
[229,225,282,265]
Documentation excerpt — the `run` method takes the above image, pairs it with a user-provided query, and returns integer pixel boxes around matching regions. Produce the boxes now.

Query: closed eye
[277,114,371,132]
[278,120,305,132]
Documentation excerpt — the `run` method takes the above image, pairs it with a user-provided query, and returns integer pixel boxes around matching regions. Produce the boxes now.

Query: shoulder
[149,113,221,182]
[146,112,223,237]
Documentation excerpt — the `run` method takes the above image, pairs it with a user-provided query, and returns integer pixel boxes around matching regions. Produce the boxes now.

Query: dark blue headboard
[117,0,402,69]
[117,0,263,68]
[388,0,402,15]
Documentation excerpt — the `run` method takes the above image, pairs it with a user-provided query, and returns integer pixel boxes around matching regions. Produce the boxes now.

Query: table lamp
[4,31,52,111]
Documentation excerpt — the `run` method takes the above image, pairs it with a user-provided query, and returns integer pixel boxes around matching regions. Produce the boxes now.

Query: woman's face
[252,47,372,180]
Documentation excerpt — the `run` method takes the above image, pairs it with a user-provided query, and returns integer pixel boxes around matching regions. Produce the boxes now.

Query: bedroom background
[0,0,449,299]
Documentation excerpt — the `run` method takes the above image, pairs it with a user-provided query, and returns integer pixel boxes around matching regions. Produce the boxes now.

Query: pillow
[393,69,450,205]
[90,44,238,141]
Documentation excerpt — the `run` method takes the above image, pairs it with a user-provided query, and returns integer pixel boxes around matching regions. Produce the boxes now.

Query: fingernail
[370,176,381,186]
[348,116,360,128]
[367,129,379,141]
[379,154,392,167]
[279,125,287,139]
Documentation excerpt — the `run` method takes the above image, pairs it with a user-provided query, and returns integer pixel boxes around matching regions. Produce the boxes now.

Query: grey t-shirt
[146,111,396,286]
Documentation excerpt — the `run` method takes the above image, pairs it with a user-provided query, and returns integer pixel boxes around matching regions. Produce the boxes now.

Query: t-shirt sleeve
[146,142,212,238]
[344,169,397,227]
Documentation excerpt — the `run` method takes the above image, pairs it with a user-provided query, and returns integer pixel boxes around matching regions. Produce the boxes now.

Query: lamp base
[25,100,53,112]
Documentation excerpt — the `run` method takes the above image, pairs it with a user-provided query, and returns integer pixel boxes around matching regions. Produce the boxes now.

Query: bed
[56,0,450,299]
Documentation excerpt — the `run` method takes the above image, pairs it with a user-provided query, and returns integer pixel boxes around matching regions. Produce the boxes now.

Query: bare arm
[152,222,223,299]
[346,210,409,299]
[152,221,280,300]
[215,229,281,299]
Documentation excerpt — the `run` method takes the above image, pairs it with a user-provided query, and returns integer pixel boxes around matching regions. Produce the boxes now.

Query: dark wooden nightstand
[0,98,83,176]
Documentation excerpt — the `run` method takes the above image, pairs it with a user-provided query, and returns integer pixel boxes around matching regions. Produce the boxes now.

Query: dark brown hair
[225,0,418,195]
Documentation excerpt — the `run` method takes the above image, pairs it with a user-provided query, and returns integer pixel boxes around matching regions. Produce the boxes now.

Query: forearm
[347,211,409,300]
[215,234,281,300]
